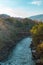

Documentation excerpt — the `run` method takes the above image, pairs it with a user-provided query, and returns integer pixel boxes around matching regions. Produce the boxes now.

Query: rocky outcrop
[30,41,43,65]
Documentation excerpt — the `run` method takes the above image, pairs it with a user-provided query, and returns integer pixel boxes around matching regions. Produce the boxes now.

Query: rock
[31,41,43,65]
[36,59,43,65]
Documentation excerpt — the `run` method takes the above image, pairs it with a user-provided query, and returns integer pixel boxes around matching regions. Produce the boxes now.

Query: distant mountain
[0,14,10,19]
[29,14,43,21]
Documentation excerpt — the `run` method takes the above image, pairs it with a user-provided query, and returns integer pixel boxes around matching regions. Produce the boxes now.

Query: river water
[0,37,35,65]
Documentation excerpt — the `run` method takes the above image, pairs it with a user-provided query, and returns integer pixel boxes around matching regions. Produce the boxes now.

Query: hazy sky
[0,0,43,18]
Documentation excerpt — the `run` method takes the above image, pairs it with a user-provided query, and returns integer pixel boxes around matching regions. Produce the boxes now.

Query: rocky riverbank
[0,32,30,62]
[30,41,43,65]
[30,23,43,65]
[0,37,35,65]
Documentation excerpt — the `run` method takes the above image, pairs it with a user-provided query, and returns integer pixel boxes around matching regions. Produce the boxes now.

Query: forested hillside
[0,14,36,61]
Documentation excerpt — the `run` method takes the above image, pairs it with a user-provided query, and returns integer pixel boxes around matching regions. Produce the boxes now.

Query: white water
[0,37,35,65]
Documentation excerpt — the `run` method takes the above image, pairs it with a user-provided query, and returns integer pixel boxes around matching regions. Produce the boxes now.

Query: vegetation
[36,42,43,54]
[30,22,43,46]
[0,17,35,47]
[30,22,43,64]
[0,15,37,61]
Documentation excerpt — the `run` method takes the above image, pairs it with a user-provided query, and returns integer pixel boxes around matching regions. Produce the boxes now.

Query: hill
[0,14,10,19]
[29,14,43,21]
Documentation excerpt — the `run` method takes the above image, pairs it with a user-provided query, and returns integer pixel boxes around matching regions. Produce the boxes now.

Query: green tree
[30,22,43,46]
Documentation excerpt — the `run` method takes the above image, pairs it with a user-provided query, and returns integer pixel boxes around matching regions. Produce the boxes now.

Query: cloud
[31,0,42,6]
[0,6,43,18]
[0,7,29,18]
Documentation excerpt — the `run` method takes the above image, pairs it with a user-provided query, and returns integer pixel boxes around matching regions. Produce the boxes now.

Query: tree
[36,42,43,54]
[30,22,43,46]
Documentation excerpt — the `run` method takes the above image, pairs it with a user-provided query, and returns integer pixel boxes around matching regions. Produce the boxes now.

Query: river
[0,37,35,65]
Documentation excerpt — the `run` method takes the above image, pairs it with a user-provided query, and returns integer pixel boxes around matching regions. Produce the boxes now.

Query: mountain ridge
[0,14,43,21]
[29,14,43,21]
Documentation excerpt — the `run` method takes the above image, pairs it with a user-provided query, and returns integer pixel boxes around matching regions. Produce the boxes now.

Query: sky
[0,0,43,18]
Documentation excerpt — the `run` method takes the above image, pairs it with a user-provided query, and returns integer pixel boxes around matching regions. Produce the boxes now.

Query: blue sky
[0,0,43,18]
